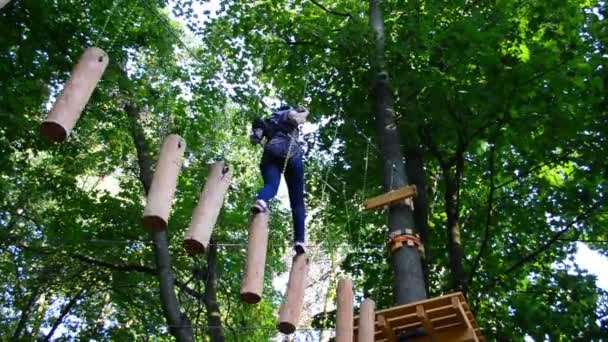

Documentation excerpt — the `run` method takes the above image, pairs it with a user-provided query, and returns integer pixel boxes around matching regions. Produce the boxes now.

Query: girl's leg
[285,156,306,246]
[256,152,282,204]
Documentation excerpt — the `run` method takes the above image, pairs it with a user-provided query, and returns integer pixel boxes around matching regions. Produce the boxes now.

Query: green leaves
[1,0,607,340]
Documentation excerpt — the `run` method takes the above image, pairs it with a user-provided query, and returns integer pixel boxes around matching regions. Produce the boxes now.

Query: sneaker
[251,199,268,214]
[294,241,306,255]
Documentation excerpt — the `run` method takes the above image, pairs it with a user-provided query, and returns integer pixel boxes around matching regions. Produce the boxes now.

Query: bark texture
[369,0,426,304]
[126,103,194,342]
[405,147,431,293]
[204,242,225,342]
[443,157,466,292]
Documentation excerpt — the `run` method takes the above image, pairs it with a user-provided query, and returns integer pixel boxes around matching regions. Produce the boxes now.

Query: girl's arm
[250,118,266,145]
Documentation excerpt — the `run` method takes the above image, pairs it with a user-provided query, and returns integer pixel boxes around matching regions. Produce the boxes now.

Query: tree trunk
[405,147,431,294]
[126,103,194,342]
[443,161,466,292]
[369,0,426,304]
[204,241,225,342]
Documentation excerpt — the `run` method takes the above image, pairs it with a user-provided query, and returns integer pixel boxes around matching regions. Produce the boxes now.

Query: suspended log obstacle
[0,0,11,9]
[335,277,354,342]
[358,298,376,342]
[352,292,484,342]
[363,185,416,210]
[183,162,232,255]
[240,211,270,304]
[40,47,109,142]
[277,253,309,334]
[142,134,186,231]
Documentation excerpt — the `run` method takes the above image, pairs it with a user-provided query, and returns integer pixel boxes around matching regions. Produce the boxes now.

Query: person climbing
[250,105,309,255]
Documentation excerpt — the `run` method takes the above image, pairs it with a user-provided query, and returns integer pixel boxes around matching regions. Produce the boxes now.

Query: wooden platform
[364,185,417,210]
[353,292,484,342]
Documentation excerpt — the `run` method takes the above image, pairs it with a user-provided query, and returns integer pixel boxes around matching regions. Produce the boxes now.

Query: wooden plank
[364,185,417,210]
[371,292,457,319]
[426,304,458,320]
[430,314,461,329]
[353,292,484,342]
[378,314,397,342]
[451,297,479,341]
[355,293,461,328]
[384,312,418,329]
[457,304,478,341]
[451,297,468,326]
[416,304,434,335]
[386,325,476,342]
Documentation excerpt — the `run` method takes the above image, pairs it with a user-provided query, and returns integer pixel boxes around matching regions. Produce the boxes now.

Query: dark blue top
[262,109,303,159]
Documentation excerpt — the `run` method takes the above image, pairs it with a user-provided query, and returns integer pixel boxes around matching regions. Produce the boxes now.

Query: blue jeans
[256,151,306,243]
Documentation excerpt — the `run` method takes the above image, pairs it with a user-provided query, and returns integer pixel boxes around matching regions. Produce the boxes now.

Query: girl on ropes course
[249,105,309,255]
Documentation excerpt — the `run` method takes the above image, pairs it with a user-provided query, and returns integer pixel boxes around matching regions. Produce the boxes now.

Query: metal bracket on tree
[387,228,424,257]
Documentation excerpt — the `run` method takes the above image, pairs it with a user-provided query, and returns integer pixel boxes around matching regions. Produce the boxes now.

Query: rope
[319,124,341,204]
[357,139,371,236]
[11,238,391,249]
[138,0,200,59]
[13,236,607,250]
[342,182,352,231]
[107,2,137,52]
[280,78,308,175]
[94,0,124,47]
[220,102,230,162]
[165,325,335,332]
[281,136,296,176]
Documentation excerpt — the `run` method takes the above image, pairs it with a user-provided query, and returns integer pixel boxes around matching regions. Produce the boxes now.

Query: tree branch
[43,287,88,341]
[203,241,225,342]
[12,285,41,340]
[72,253,156,275]
[468,140,497,287]
[309,0,352,18]
[125,103,154,192]
[12,235,205,304]
[483,202,603,291]
[494,154,571,191]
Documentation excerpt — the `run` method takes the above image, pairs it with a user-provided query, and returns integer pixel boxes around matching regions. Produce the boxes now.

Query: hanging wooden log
[0,0,11,9]
[240,211,270,304]
[183,162,232,255]
[335,277,354,342]
[142,134,186,231]
[40,47,109,142]
[358,298,376,342]
[277,253,309,334]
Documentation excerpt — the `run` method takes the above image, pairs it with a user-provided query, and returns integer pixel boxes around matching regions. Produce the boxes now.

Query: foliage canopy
[0,0,606,340]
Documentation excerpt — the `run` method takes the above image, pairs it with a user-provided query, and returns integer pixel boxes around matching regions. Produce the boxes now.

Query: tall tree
[2,0,608,340]
[369,0,426,304]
